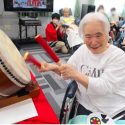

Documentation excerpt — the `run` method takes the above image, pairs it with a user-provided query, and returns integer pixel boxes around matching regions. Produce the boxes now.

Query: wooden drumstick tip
[56,61,62,66]
[23,52,29,60]
[41,65,45,71]
[35,34,40,39]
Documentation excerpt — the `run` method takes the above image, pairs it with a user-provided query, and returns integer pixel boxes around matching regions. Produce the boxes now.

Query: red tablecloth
[18,72,60,124]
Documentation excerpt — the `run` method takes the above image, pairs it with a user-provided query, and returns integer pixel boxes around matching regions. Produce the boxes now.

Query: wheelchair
[59,80,125,124]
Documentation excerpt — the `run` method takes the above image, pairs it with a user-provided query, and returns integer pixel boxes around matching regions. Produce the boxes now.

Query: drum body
[0,30,31,97]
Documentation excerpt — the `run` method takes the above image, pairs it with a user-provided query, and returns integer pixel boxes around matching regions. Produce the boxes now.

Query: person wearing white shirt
[40,12,125,120]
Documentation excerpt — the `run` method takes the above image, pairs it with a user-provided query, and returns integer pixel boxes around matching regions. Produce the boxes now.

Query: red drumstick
[35,34,61,65]
[23,52,41,68]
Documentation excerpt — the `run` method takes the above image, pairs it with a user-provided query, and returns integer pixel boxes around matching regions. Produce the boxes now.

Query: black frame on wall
[4,0,53,12]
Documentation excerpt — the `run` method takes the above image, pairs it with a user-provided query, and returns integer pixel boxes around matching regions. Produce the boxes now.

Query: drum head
[0,30,31,86]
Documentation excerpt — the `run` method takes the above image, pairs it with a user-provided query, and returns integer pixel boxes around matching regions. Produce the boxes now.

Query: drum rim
[0,57,30,88]
[0,30,31,86]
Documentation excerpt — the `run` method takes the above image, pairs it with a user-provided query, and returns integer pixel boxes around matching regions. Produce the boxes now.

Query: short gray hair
[79,12,110,38]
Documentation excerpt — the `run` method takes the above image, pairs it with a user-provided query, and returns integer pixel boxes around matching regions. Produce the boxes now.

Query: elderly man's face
[83,21,108,54]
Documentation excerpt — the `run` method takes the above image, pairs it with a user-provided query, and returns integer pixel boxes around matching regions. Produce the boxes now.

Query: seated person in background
[118,17,125,27]
[109,8,120,43]
[120,24,125,45]
[60,8,81,52]
[109,7,119,24]
[41,12,125,121]
[45,13,68,54]
[97,5,105,13]
[110,21,120,42]
[96,5,109,21]
[66,24,83,53]
[60,7,75,25]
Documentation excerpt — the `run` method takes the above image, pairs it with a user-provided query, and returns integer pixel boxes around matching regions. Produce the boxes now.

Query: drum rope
[0,58,27,86]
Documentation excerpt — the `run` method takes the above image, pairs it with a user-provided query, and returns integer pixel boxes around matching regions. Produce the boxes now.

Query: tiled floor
[20,43,72,117]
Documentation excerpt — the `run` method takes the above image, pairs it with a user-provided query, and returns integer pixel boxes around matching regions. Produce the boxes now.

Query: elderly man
[41,12,125,120]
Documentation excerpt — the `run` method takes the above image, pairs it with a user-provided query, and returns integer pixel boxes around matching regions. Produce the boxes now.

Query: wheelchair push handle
[66,80,78,99]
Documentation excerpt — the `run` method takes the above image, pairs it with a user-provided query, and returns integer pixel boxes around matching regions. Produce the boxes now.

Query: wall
[0,12,51,39]
[80,0,89,10]
[0,0,52,39]
[54,0,76,15]
[0,0,77,40]
[95,0,125,15]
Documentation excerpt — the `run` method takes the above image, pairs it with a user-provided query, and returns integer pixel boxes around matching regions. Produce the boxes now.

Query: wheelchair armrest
[59,80,78,123]
[66,80,78,98]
